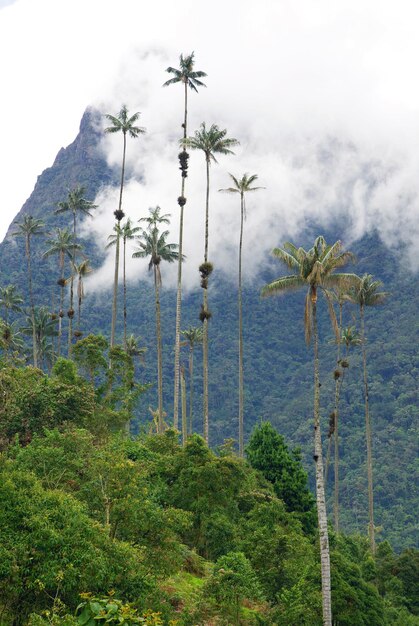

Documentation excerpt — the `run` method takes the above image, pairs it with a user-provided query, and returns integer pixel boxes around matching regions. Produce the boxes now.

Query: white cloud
[1,0,419,287]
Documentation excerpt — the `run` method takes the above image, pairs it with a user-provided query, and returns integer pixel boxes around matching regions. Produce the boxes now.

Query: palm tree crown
[262,236,356,344]
[163,52,207,92]
[0,285,23,322]
[105,105,146,140]
[183,122,239,164]
[219,172,264,211]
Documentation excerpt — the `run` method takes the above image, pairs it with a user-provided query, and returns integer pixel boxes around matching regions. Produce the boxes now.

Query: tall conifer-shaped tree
[183,123,239,443]
[219,173,264,456]
[347,273,387,555]
[261,236,355,626]
[12,215,44,367]
[105,105,146,348]
[163,52,207,431]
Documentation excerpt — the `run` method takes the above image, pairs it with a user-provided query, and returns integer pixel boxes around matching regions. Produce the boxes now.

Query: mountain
[0,109,417,552]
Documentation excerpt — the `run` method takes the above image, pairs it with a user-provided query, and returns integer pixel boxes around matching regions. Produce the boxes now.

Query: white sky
[1,0,419,291]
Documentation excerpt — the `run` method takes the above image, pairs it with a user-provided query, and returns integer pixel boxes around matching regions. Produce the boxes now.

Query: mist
[2,0,419,287]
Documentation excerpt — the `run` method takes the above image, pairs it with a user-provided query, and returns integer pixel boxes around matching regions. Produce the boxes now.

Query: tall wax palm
[12,215,44,367]
[55,186,96,354]
[163,52,207,429]
[0,284,23,325]
[183,123,239,443]
[133,208,181,432]
[72,259,93,335]
[22,306,58,371]
[180,325,203,435]
[43,228,80,356]
[105,105,146,348]
[347,273,387,555]
[219,173,264,456]
[325,320,361,531]
[261,236,355,626]
[0,320,24,363]
[107,218,140,348]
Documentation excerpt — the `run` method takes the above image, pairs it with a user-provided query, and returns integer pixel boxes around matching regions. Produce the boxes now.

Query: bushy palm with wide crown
[347,273,387,555]
[163,51,207,431]
[12,215,44,367]
[105,105,146,348]
[107,218,140,348]
[261,235,356,626]
[55,186,96,354]
[133,207,181,432]
[183,123,239,443]
[219,173,264,456]
[43,228,80,357]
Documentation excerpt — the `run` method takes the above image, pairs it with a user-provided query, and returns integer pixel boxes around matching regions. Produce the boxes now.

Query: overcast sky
[1,0,419,291]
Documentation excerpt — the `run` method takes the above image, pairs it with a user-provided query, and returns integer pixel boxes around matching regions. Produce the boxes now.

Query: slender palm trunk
[123,236,127,349]
[238,194,244,456]
[189,345,194,434]
[26,236,38,368]
[111,133,127,349]
[360,304,375,554]
[68,212,77,356]
[57,255,65,357]
[181,366,187,445]
[312,294,332,626]
[173,82,189,429]
[333,303,343,532]
[77,278,82,332]
[154,264,163,432]
[202,157,210,443]
[111,228,121,349]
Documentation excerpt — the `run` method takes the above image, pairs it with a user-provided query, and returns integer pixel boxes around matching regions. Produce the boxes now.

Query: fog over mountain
[1,0,419,287]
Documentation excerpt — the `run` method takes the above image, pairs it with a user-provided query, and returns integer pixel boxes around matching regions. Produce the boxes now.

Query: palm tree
[183,123,239,443]
[325,320,361,531]
[163,52,207,429]
[22,306,58,371]
[0,284,23,325]
[72,259,93,336]
[261,236,355,626]
[180,325,203,435]
[43,228,80,356]
[105,105,146,348]
[0,320,24,363]
[55,186,96,354]
[12,215,44,367]
[125,333,147,365]
[219,173,264,456]
[132,208,181,432]
[347,273,387,554]
[107,218,140,348]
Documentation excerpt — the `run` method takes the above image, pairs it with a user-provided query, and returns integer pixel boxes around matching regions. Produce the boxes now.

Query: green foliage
[238,499,316,601]
[202,552,264,625]
[75,592,162,625]
[246,422,316,533]
[0,462,151,624]
[0,366,96,447]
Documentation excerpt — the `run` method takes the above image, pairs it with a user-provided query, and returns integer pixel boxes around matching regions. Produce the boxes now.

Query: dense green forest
[0,54,418,624]
[0,363,418,624]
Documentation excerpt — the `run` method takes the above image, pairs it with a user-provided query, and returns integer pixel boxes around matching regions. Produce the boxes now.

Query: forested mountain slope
[0,109,417,551]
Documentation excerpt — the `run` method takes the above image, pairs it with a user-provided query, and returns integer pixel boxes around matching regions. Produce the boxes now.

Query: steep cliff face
[4,107,113,238]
